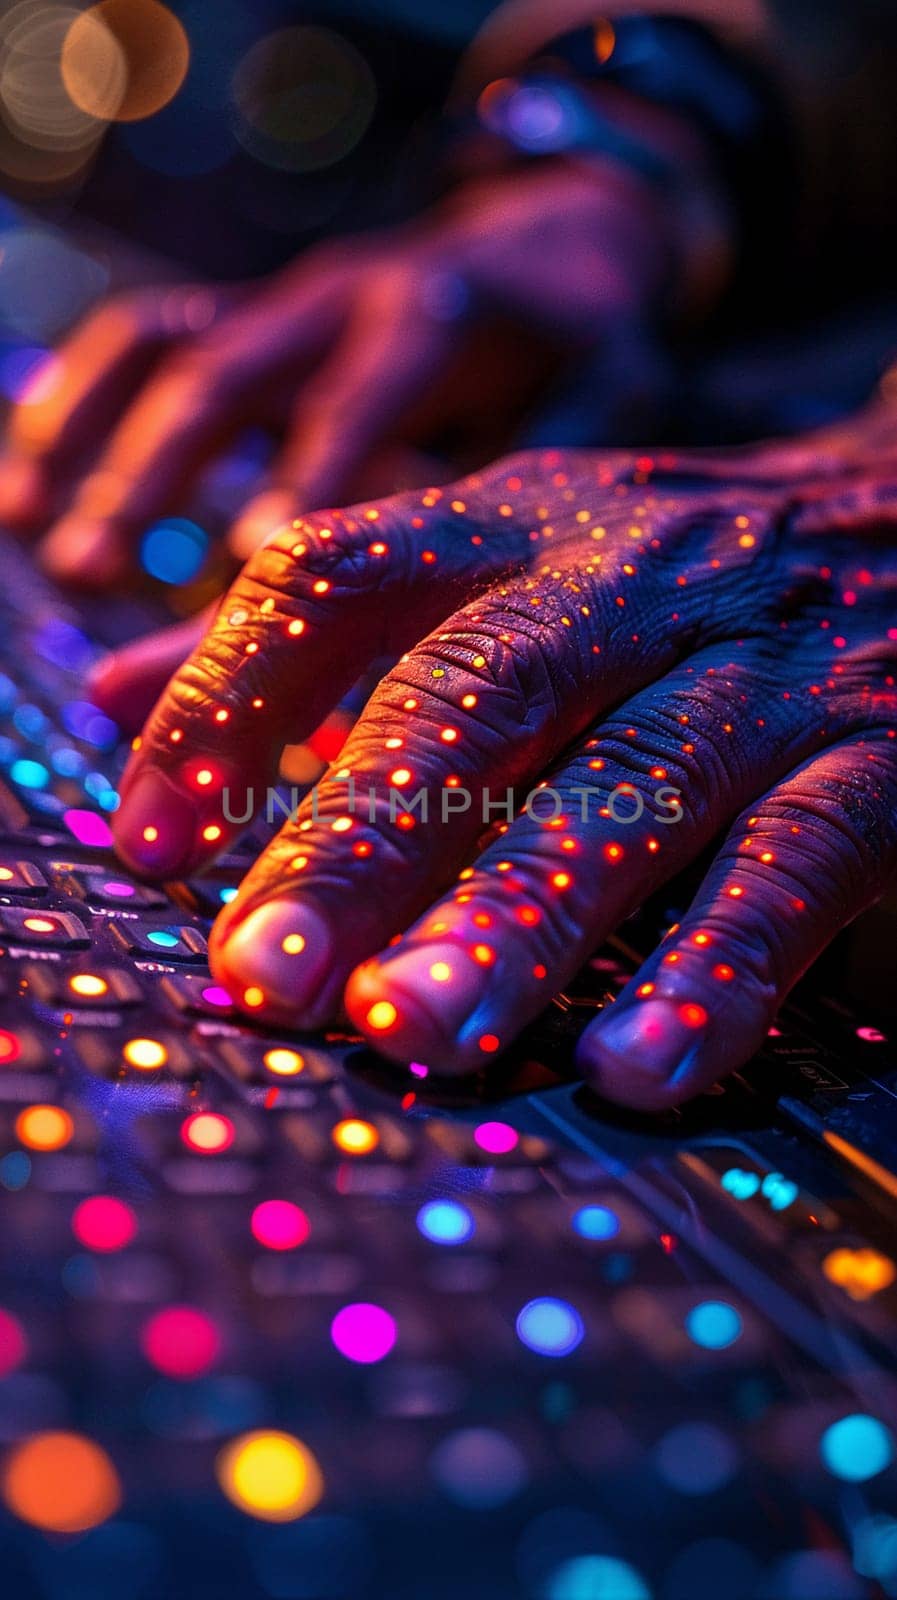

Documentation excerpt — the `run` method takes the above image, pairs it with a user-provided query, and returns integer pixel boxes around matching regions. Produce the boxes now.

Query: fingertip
[345,944,491,1074]
[39,518,130,586]
[576,997,712,1112]
[228,489,297,561]
[210,896,336,1024]
[0,455,48,527]
[112,769,200,878]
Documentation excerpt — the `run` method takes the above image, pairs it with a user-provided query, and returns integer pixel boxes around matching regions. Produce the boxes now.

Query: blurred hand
[0,160,678,597]
[110,404,897,1108]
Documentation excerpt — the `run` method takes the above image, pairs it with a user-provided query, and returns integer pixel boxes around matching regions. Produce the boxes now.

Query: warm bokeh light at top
[61,0,189,123]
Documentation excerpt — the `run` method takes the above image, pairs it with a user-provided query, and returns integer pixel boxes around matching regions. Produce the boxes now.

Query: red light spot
[712,964,734,982]
[0,1030,21,1065]
[0,1308,27,1378]
[250,1201,310,1252]
[478,1034,500,1053]
[679,1003,708,1029]
[71,1196,137,1253]
[141,1306,220,1379]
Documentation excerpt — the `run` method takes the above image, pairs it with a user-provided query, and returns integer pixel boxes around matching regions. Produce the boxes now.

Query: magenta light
[330,1302,397,1364]
[474,1120,519,1155]
[64,809,113,848]
[251,1200,310,1251]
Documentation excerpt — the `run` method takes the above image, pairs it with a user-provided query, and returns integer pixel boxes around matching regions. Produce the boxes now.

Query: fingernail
[577,997,709,1110]
[113,769,198,877]
[0,455,46,523]
[228,490,296,561]
[217,899,334,1014]
[40,519,126,584]
[346,941,492,1062]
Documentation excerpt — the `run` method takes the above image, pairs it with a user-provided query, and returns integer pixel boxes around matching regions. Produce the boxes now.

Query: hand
[0,160,680,594]
[109,403,897,1108]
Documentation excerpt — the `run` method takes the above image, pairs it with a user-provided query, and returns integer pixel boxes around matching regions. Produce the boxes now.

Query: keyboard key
[160,974,236,1019]
[0,907,90,949]
[52,865,169,910]
[22,964,144,1010]
[0,859,48,896]
[109,922,208,962]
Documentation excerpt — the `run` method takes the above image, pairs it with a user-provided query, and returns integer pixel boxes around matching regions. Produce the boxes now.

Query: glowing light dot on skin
[366,1001,397,1032]
[215,709,229,723]
[391,768,411,786]
[203,825,222,843]
[16,1105,74,1151]
[478,1033,500,1053]
[196,769,213,787]
[264,1048,304,1076]
[440,727,458,743]
[282,934,306,955]
[679,1003,708,1029]
[471,944,495,965]
[143,826,159,843]
[728,885,744,898]
[243,986,265,1009]
[604,843,623,862]
[312,580,330,595]
[474,1120,518,1154]
[287,619,305,636]
[713,964,734,981]
[69,974,108,998]
[551,872,571,890]
[461,694,477,708]
[332,1119,379,1155]
[122,1037,168,1071]
[331,1303,397,1364]
[517,905,540,926]
[637,983,655,998]
[429,962,452,983]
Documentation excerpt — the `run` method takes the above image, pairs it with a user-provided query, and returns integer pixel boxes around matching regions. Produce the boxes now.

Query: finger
[271,260,460,513]
[36,266,351,584]
[205,579,835,1036]
[0,286,224,528]
[339,642,857,1069]
[577,736,897,1110]
[111,469,550,879]
[88,608,214,731]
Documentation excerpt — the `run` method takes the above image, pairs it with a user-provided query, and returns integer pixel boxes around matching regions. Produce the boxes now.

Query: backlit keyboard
[0,534,896,1599]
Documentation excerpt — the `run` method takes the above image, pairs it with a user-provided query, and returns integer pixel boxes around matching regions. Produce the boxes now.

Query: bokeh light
[232,26,376,174]
[572,1204,620,1241]
[416,1200,475,1246]
[72,1195,137,1252]
[820,1414,894,1483]
[547,1555,651,1600]
[430,1427,527,1508]
[140,517,208,584]
[216,1430,323,1523]
[61,0,189,123]
[0,1308,27,1377]
[685,1301,743,1351]
[516,1298,584,1357]
[2,1432,121,1533]
[473,1120,518,1155]
[141,1305,220,1378]
[181,1111,235,1154]
[15,1104,73,1151]
[251,1200,310,1252]
[330,1303,397,1364]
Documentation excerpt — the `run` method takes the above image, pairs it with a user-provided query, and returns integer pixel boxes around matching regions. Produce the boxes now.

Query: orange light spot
[3,1431,121,1533]
[440,728,458,744]
[647,838,660,853]
[123,1037,167,1070]
[713,964,734,981]
[169,728,183,743]
[182,1112,234,1153]
[473,912,492,929]
[312,580,330,595]
[142,826,158,843]
[516,905,540,926]
[692,932,711,947]
[243,986,265,1009]
[429,962,452,983]
[331,816,353,833]
[390,768,411,786]
[215,709,229,724]
[16,1104,74,1151]
[727,885,744,898]
[551,872,571,890]
[264,1048,304,1076]
[287,619,305,637]
[281,934,306,955]
[368,542,387,556]
[366,1000,397,1032]
[332,1118,379,1155]
[69,973,108,999]
[471,943,495,966]
[604,843,623,862]
[760,851,774,863]
[202,824,222,843]
[637,982,655,998]
[461,693,477,709]
[353,841,372,858]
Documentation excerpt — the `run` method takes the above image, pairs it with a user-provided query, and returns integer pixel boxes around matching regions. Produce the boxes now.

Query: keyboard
[0,533,896,1600]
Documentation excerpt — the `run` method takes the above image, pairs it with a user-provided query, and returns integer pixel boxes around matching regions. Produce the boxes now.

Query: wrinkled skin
[109,398,897,1109]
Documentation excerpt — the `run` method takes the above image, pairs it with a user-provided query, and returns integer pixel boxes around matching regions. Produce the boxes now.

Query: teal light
[820,1415,894,1483]
[10,758,49,790]
[685,1300,742,1351]
[721,1167,760,1201]
[547,1555,651,1600]
[573,1204,620,1240]
[761,1172,799,1211]
[417,1200,475,1245]
[147,929,181,950]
